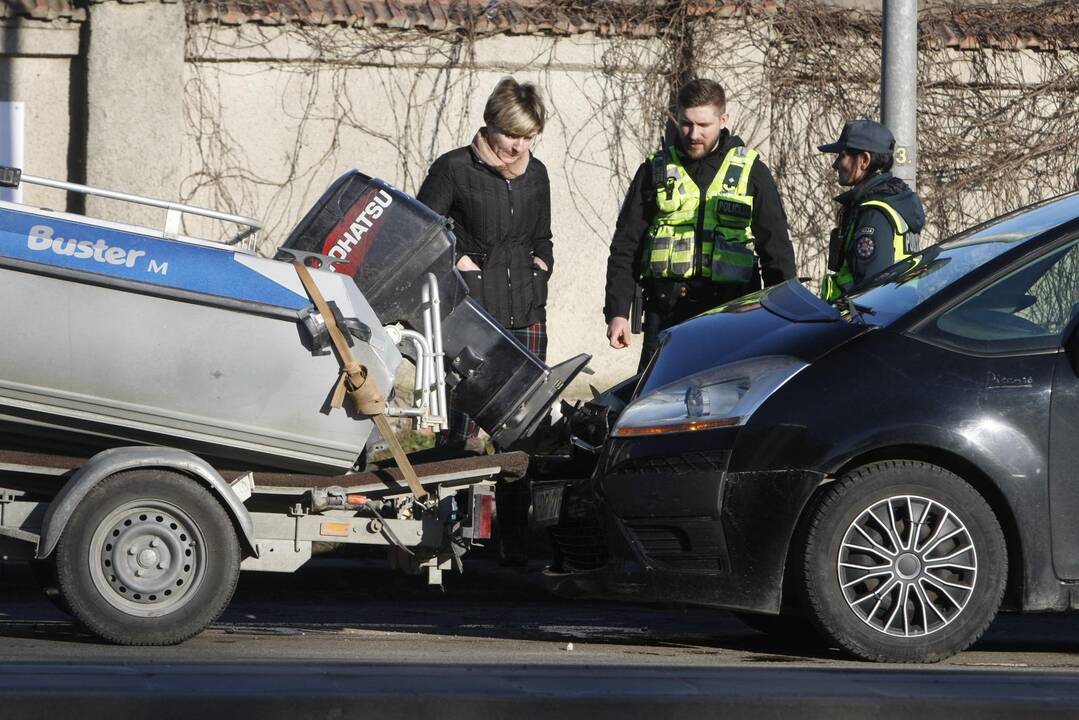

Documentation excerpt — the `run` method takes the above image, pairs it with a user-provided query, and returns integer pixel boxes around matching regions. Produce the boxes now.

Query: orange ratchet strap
[292,261,427,501]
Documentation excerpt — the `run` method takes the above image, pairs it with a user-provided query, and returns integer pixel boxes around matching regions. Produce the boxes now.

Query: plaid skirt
[508,321,548,362]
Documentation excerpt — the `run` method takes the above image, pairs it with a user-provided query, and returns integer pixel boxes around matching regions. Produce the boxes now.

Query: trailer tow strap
[292,261,428,501]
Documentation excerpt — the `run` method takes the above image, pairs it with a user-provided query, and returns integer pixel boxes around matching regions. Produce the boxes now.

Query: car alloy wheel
[838,494,976,638]
[800,460,1006,663]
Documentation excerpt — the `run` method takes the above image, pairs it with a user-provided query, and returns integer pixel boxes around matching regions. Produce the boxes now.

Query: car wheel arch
[777,446,1022,614]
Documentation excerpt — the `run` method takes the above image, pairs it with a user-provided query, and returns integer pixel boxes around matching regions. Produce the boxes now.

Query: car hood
[640,280,872,394]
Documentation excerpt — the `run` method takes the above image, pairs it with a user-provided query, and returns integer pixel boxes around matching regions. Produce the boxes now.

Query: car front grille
[626,525,688,554]
[550,516,609,572]
[625,519,728,573]
[609,450,730,476]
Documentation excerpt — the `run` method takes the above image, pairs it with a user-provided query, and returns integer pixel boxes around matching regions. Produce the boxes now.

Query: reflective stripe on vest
[820,198,911,302]
[643,145,759,283]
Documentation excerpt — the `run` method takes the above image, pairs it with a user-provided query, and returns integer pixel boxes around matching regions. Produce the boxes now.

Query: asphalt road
[2,555,1079,718]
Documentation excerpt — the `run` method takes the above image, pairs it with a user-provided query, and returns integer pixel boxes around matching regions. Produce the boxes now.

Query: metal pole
[0,103,24,204]
[881,0,918,193]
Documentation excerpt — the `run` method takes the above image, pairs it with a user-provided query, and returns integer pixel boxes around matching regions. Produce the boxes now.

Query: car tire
[54,469,241,645]
[800,460,1006,663]
[731,611,825,646]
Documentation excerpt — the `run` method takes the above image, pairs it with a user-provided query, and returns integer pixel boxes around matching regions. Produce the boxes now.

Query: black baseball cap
[818,119,896,154]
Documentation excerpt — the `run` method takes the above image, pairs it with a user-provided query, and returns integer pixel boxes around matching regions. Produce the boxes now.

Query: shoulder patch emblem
[855,234,876,260]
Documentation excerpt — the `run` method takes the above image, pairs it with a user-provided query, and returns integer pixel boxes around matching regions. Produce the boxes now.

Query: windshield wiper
[834,295,877,324]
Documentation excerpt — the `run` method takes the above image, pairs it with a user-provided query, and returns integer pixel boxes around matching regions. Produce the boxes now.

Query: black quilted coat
[417,145,553,329]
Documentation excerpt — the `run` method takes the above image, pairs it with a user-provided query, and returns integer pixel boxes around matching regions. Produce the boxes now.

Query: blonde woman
[418,77,551,564]
[418,78,552,437]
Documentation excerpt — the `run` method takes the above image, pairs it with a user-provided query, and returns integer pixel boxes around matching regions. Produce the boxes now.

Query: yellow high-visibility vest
[643,145,758,284]
[820,199,910,302]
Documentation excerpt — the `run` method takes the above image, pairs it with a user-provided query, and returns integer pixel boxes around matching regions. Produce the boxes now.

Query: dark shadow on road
[219,557,848,662]
[3,557,1078,664]
[0,619,102,645]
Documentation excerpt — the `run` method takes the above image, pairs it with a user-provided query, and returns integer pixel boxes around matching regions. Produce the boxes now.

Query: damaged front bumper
[545,467,825,613]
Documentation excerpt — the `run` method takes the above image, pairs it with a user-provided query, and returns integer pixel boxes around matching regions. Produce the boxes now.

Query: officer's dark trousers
[638,285,736,374]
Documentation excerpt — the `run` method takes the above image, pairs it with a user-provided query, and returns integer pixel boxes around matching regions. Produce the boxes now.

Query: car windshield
[844,193,1079,324]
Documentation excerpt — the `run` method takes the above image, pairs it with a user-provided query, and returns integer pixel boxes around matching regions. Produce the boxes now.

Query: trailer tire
[54,469,241,645]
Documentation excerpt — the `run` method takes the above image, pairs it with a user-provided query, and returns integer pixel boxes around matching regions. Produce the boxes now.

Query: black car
[545,192,1079,663]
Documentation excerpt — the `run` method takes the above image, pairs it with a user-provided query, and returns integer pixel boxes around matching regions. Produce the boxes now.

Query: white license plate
[531,483,564,527]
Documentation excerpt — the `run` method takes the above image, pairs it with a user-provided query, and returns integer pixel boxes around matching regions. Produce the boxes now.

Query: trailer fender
[35,446,258,560]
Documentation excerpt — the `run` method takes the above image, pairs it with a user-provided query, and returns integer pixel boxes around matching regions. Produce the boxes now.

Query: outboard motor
[279,171,589,449]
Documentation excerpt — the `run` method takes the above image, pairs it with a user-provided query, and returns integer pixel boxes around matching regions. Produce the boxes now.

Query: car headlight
[611,355,807,438]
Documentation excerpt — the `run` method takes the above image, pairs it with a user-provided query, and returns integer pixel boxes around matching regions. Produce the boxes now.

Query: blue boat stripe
[0,210,311,311]
[0,256,307,321]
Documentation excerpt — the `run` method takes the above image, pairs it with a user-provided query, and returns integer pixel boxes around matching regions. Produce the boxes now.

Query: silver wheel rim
[88,500,207,617]
[837,494,977,638]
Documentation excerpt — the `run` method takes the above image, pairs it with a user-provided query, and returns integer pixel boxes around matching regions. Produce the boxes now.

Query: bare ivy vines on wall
[183,0,1079,279]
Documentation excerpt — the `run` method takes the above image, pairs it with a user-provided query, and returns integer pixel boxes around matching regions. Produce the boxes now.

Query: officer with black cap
[818,119,925,301]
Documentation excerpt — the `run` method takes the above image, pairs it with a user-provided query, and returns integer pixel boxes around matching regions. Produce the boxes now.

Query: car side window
[919,238,1079,354]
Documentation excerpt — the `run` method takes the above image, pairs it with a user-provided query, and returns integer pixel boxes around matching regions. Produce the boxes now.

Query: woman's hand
[456,255,481,272]
[532,257,549,272]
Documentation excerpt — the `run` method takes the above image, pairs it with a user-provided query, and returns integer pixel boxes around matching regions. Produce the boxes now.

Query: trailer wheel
[54,469,241,645]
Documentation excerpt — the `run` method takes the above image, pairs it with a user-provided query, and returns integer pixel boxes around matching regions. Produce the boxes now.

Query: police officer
[818,119,925,301]
[605,79,796,372]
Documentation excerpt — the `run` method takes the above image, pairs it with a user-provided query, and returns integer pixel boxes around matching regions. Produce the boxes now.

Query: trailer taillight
[476,493,493,539]
[468,486,494,541]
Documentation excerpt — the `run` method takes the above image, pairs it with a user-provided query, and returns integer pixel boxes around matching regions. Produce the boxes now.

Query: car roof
[940,191,1079,254]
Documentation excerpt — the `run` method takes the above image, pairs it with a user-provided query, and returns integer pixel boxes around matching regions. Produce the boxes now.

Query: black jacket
[831,172,925,286]
[603,130,796,323]
[417,145,554,329]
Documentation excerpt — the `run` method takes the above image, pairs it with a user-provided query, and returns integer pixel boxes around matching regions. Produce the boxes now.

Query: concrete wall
[185,25,665,394]
[85,0,185,227]
[0,3,186,225]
